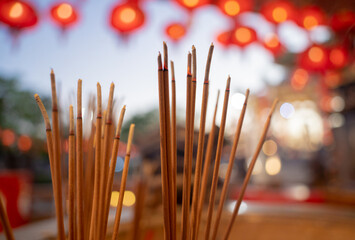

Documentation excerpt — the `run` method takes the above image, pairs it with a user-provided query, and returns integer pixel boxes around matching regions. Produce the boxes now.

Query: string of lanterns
[0,0,354,90]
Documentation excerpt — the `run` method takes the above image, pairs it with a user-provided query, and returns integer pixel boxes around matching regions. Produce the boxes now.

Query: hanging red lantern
[165,23,187,41]
[0,0,38,30]
[330,10,355,33]
[299,45,328,71]
[217,0,253,18]
[260,0,296,24]
[297,6,326,30]
[216,30,232,47]
[329,46,348,69]
[262,33,282,55]
[290,68,309,90]
[175,0,210,11]
[50,2,78,28]
[110,2,145,34]
[231,26,256,48]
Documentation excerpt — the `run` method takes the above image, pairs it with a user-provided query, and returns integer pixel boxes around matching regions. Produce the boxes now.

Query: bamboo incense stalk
[130,179,146,240]
[68,105,75,240]
[157,52,172,240]
[211,89,250,240]
[163,42,175,240]
[111,124,135,240]
[195,90,220,238]
[170,60,177,240]
[190,43,214,240]
[89,83,102,240]
[98,83,115,238]
[76,79,84,240]
[102,105,126,237]
[222,99,278,240]
[181,52,192,240]
[0,193,15,240]
[50,70,65,240]
[204,76,231,240]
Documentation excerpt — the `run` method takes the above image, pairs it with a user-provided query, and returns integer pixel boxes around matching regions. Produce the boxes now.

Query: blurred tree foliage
[0,75,51,136]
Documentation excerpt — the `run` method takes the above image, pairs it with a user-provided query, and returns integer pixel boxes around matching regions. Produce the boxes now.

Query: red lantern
[217,0,253,18]
[216,30,232,47]
[330,10,355,33]
[165,23,187,41]
[110,2,145,34]
[260,0,296,24]
[50,2,78,28]
[0,0,38,30]
[329,46,348,69]
[290,68,309,90]
[299,45,328,71]
[262,33,282,55]
[298,6,326,30]
[231,26,256,48]
[175,0,210,11]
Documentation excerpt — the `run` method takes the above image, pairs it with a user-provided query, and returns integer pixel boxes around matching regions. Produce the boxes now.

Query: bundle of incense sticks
[32,71,135,240]
[157,42,278,240]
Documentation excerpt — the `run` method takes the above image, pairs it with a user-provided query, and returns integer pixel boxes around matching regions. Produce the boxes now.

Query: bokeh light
[57,3,73,20]
[262,139,277,156]
[231,92,246,110]
[110,190,136,207]
[9,2,23,19]
[280,102,295,119]
[17,135,32,152]
[115,156,124,172]
[265,156,281,175]
[330,96,345,112]
[2,129,16,147]
[328,113,345,128]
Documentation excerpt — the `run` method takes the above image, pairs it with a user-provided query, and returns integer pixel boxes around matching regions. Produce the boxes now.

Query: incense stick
[190,44,213,240]
[98,83,115,238]
[50,70,65,240]
[204,76,231,240]
[163,42,175,240]
[195,90,220,238]
[130,179,146,240]
[0,193,15,240]
[102,105,126,237]
[181,52,192,240]
[76,79,84,240]
[68,105,75,240]
[170,60,177,240]
[222,99,278,240]
[111,124,135,240]
[211,89,250,240]
[157,52,171,240]
[89,83,102,240]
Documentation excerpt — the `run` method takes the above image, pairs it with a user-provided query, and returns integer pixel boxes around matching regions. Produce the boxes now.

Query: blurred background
[0,0,355,239]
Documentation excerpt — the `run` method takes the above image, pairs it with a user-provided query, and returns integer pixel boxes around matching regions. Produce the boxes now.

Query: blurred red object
[260,0,297,24]
[165,22,187,41]
[262,33,283,55]
[231,26,257,48]
[297,6,326,30]
[291,68,309,90]
[110,2,145,34]
[0,171,32,231]
[17,135,32,152]
[330,10,355,33]
[323,71,342,88]
[175,0,210,11]
[50,2,78,28]
[0,0,38,30]
[328,46,348,69]
[216,30,232,47]
[298,45,328,72]
[217,0,253,18]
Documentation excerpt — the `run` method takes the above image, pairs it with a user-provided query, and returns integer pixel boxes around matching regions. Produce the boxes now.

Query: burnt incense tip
[226,76,231,90]
[123,105,126,110]
[211,42,214,46]
[50,68,54,74]
[192,45,196,50]
[245,88,250,96]
[158,53,163,70]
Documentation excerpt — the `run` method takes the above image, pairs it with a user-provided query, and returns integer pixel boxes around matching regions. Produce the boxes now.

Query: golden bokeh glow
[264,34,279,48]
[303,16,318,30]
[262,140,277,156]
[183,0,199,8]
[235,27,251,43]
[9,2,24,19]
[265,156,281,175]
[308,46,324,63]
[120,7,136,24]
[272,7,287,23]
[57,3,73,19]
[224,1,240,16]
[110,190,136,207]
